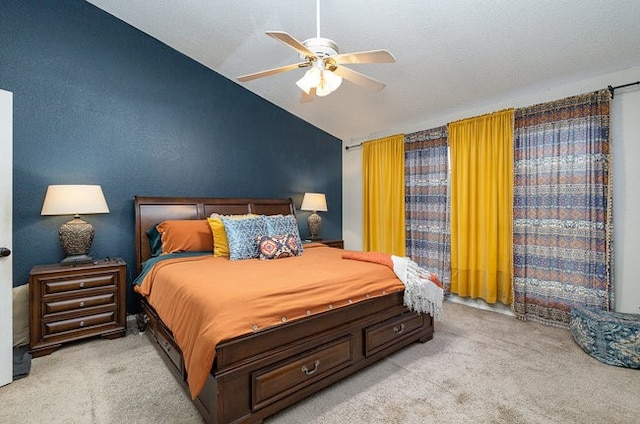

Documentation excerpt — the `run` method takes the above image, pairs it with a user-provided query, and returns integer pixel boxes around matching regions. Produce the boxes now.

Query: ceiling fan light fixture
[316,70,342,97]
[296,58,342,97]
[296,67,321,94]
[297,67,342,97]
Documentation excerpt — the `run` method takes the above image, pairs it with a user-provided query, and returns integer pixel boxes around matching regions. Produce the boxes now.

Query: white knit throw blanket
[391,255,444,320]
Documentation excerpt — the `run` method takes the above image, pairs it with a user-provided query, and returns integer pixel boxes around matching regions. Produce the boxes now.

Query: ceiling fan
[237,0,395,100]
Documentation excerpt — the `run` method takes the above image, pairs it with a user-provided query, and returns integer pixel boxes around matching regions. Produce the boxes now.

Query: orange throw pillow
[156,220,214,254]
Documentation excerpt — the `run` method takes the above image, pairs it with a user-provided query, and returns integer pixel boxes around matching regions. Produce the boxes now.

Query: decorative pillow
[207,217,229,257]
[146,225,163,257]
[207,213,257,257]
[221,215,268,260]
[264,214,304,253]
[155,220,214,254]
[257,234,300,260]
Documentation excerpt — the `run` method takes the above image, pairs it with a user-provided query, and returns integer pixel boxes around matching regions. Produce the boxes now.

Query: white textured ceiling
[86,0,640,141]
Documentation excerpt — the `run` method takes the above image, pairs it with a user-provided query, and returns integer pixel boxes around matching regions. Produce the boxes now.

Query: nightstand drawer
[42,273,117,295]
[44,292,116,315]
[44,311,115,336]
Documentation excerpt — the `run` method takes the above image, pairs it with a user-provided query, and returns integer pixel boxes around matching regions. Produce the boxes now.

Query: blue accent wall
[1,0,342,310]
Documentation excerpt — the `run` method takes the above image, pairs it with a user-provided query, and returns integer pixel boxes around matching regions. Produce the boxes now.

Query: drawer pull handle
[301,360,320,376]
[162,341,172,352]
[79,282,85,288]
[79,320,85,327]
[79,301,85,307]
[393,323,405,335]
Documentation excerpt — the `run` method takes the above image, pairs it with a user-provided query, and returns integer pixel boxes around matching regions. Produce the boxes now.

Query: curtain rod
[345,143,362,151]
[347,82,638,150]
[608,81,640,99]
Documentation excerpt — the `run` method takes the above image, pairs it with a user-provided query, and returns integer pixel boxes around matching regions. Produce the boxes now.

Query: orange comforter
[134,244,404,399]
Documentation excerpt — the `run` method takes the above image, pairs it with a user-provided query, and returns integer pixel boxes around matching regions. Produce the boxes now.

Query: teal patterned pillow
[265,214,304,253]
[221,215,268,260]
[257,234,300,260]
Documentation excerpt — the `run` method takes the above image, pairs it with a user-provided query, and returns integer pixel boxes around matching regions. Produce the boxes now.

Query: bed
[133,196,434,424]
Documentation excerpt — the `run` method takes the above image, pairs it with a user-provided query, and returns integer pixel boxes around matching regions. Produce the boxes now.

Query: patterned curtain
[405,126,451,293]
[513,89,612,328]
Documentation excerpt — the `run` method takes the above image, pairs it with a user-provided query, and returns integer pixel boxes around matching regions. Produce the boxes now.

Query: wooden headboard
[134,196,296,273]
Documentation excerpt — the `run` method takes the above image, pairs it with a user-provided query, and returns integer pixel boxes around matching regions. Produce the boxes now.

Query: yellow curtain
[449,109,514,305]
[362,134,406,256]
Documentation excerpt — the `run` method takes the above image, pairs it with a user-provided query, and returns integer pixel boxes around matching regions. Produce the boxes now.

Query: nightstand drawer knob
[80,320,85,327]
[79,301,85,307]
[79,282,85,288]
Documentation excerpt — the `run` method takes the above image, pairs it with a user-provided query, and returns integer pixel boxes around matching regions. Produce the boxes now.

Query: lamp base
[307,212,322,240]
[60,254,94,265]
[59,216,95,264]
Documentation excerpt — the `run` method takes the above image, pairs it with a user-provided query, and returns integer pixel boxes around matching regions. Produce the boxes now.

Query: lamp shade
[41,185,109,216]
[300,193,327,212]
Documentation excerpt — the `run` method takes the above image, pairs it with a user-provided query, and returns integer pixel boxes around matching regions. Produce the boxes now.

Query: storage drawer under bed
[364,312,426,357]
[251,335,354,411]
[156,324,183,374]
[142,302,184,377]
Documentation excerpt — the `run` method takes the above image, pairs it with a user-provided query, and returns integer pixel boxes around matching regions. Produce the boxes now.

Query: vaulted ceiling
[86,0,640,141]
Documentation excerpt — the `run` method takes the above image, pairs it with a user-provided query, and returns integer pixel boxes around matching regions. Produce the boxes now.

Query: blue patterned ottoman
[570,306,640,369]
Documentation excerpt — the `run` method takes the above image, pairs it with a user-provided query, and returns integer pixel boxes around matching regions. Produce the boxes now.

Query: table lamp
[300,192,327,240]
[41,185,109,264]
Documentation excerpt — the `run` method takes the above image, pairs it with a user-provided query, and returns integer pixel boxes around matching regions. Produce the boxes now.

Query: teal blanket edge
[133,251,211,286]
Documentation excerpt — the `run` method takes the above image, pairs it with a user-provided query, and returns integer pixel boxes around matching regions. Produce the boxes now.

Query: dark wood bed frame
[134,196,434,424]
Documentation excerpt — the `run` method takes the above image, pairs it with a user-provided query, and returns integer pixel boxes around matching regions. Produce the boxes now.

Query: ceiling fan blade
[300,87,316,103]
[332,49,395,64]
[238,62,310,82]
[332,65,386,92]
[266,31,316,59]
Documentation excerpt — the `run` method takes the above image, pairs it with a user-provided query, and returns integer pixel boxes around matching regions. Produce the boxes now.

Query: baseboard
[445,294,514,317]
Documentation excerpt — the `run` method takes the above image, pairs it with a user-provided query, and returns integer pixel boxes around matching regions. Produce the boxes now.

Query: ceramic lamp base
[307,212,322,240]
[59,216,95,264]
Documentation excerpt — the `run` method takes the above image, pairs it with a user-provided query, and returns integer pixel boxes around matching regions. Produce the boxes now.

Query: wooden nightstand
[320,239,344,249]
[29,258,127,357]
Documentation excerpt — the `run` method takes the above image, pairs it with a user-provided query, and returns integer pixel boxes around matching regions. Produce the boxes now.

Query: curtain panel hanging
[362,134,406,256]
[449,109,515,305]
[513,89,612,328]
[404,126,451,293]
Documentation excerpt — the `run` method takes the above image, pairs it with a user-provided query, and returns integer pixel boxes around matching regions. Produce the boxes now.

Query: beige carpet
[1,301,637,423]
